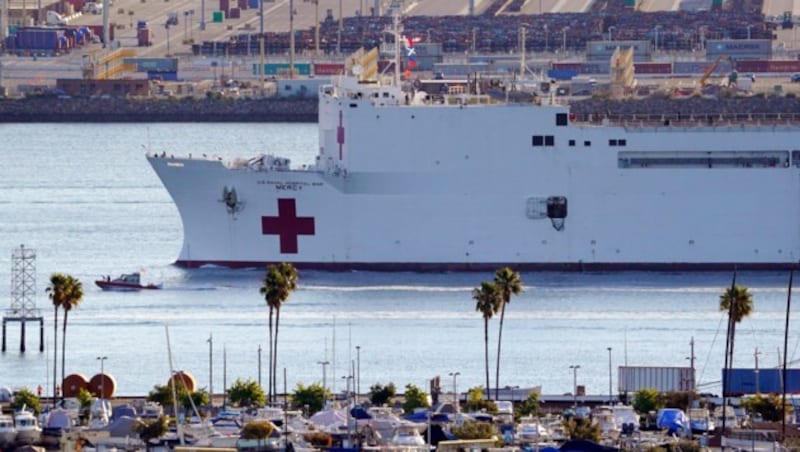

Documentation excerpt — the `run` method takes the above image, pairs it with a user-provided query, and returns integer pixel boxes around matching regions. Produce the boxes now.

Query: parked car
[791,73,800,83]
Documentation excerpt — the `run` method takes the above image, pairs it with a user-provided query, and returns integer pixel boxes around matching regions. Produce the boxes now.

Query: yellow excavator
[699,54,737,88]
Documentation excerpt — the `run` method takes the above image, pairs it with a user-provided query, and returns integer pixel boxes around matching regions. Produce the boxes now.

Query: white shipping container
[618,366,695,393]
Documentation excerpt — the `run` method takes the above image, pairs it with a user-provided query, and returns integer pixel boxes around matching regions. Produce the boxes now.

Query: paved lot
[763,0,800,18]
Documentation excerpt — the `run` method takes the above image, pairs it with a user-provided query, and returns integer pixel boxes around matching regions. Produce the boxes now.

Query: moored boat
[14,406,42,444]
[0,413,16,448]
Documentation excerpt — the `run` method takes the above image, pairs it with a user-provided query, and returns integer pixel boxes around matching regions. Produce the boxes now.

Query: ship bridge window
[556,113,568,126]
[532,135,555,147]
[584,141,591,147]
[569,139,576,147]
[793,151,800,168]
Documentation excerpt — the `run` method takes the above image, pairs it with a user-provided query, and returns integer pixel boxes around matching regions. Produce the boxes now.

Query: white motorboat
[0,413,16,447]
[714,405,739,429]
[688,407,715,434]
[389,423,428,450]
[611,405,639,435]
[88,398,112,429]
[516,416,552,444]
[14,406,42,444]
[366,406,426,446]
[592,407,621,441]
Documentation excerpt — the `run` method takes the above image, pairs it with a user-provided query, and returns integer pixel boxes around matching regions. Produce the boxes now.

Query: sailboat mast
[165,326,184,445]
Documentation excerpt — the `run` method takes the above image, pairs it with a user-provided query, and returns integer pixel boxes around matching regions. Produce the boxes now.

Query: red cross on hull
[261,199,316,254]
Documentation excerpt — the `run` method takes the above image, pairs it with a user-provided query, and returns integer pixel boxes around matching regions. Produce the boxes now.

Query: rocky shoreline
[0,97,318,122]
[2,95,800,122]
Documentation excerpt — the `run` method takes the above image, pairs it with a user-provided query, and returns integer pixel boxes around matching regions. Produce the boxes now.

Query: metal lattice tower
[10,244,37,317]
[2,244,44,353]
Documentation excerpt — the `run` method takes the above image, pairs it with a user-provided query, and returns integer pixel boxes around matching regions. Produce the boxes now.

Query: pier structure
[1,244,44,353]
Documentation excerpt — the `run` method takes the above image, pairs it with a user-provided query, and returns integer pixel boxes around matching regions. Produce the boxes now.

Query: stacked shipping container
[5,26,96,54]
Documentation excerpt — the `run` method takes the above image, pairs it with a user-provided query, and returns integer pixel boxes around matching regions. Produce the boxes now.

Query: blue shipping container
[723,368,800,395]
[547,69,577,80]
[148,71,178,81]
[248,0,258,8]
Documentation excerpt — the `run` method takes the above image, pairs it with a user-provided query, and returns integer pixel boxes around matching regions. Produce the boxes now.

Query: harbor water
[0,122,797,399]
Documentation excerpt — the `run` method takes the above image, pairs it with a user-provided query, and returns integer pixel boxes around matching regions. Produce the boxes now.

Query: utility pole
[337,0,343,55]
[207,334,213,402]
[289,0,295,77]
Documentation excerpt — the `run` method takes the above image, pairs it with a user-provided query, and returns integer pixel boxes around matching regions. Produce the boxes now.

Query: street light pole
[654,25,660,53]
[448,372,460,411]
[505,385,519,402]
[755,347,761,394]
[356,345,361,405]
[96,356,108,398]
[258,344,262,388]
[289,0,295,77]
[570,365,580,407]
[544,24,548,53]
[607,347,613,404]
[304,0,319,57]
[165,23,171,56]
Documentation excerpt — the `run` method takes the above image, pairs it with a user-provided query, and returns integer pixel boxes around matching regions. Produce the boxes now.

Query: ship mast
[392,12,401,87]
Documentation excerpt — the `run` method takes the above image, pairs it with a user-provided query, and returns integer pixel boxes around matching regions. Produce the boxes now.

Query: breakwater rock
[0,97,318,122]
[2,94,800,123]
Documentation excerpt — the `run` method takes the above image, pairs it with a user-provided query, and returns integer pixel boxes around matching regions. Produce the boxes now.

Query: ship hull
[148,80,800,271]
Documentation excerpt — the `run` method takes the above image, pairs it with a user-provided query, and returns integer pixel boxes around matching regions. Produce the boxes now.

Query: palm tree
[473,281,500,400]
[46,273,68,404]
[493,267,523,400]
[260,263,298,403]
[719,284,753,367]
[59,275,84,395]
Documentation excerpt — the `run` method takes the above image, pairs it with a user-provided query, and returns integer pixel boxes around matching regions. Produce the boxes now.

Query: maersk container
[618,366,695,393]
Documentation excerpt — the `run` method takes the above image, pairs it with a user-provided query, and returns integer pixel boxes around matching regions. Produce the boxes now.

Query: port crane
[699,54,737,88]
